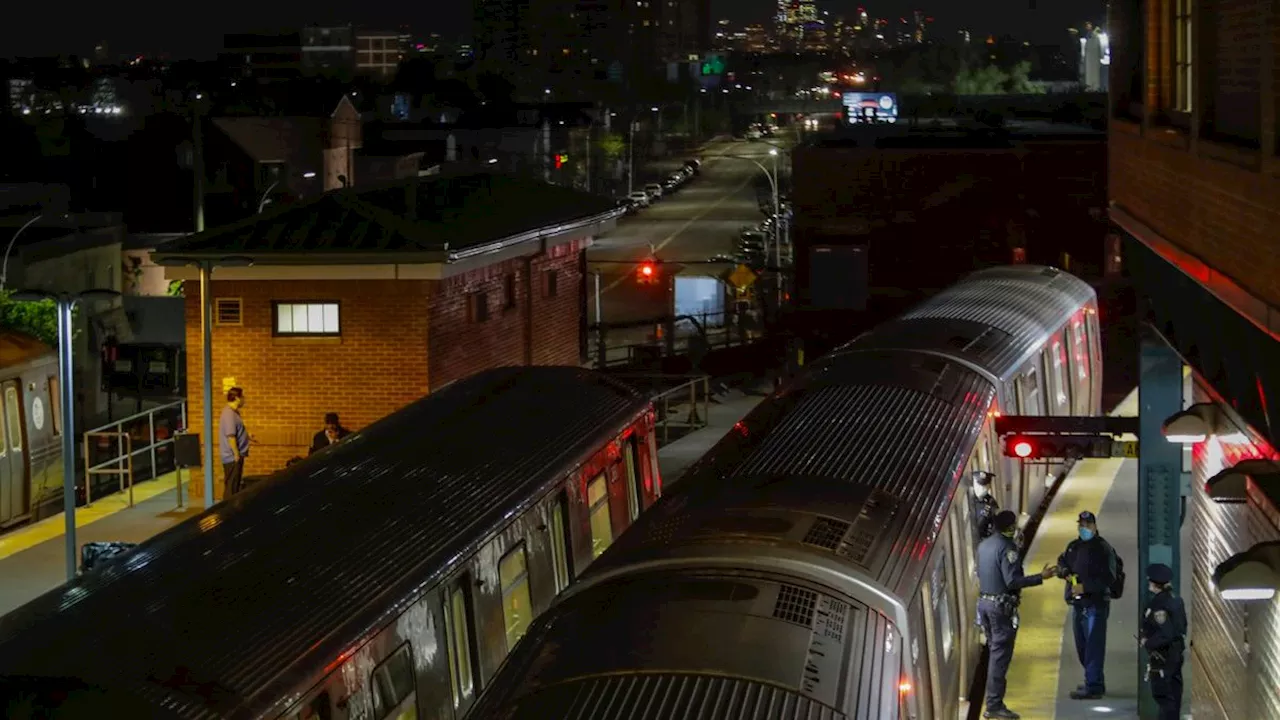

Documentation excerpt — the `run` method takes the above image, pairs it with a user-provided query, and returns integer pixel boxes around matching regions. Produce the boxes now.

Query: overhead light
[1162,403,1218,444]
[487,158,498,164]
[303,172,317,179]
[1214,541,1280,602]
[1205,459,1280,502]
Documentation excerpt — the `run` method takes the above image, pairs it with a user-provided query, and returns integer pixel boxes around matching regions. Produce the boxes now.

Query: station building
[1108,0,1280,714]
[153,173,619,497]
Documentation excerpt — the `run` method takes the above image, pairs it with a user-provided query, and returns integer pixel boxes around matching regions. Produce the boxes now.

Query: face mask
[1079,527,1095,541]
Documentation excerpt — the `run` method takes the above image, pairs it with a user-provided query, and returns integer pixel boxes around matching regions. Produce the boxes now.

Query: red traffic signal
[1003,434,1124,459]
[1011,438,1035,458]
[636,262,658,284]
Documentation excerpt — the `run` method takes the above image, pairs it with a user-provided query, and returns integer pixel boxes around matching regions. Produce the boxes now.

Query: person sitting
[309,413,350,455]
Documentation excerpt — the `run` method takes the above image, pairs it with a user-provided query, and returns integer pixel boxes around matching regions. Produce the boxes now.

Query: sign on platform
[727,264,758,290]
[1113,440,1140,458]
[223,376,238,393]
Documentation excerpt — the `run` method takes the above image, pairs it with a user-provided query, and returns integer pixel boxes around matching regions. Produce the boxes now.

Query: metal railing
[611,374,713,446]
[83,400,187,506]
[588,309,764,369]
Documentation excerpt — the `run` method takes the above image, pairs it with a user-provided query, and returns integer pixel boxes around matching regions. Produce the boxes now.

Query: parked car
[628,190,651,208]
[644,183,664,200]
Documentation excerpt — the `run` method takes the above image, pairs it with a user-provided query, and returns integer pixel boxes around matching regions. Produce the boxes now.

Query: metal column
[199,262,216,508]
[1137,324,1184,719]
[57,298,77,580]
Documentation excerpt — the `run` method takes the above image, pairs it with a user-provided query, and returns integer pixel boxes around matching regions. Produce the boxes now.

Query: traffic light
[1002,434,1138,459]
[554,153,568,169]
[636,261,658,285]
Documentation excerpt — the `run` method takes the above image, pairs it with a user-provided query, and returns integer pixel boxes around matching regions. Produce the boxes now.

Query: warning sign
[726,264,758,290]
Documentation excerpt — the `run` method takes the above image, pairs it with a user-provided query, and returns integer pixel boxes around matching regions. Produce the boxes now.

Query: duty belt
[979,593,1020,608]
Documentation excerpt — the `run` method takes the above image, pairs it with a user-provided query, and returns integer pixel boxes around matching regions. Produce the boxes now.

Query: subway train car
[0,331,62,529]
[0,366,661,720]
[465,266,1101,720]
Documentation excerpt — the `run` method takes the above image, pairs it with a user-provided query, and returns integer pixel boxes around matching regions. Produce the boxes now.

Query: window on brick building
[471,291,489,322]
[503,274,517,310]
[544,270,558,298]
[1172,0,1192,114]
[273,301,340,336]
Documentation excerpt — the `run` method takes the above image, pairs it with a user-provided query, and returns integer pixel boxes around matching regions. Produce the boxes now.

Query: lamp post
[626,117,638,195]
[1,214,43,290]
[12,288,120,580]
[152,255,253,509]
[257,181,280,214]
[724,149,784,307]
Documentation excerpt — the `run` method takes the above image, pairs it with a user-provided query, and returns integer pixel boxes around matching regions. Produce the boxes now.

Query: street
[588,137,793,328]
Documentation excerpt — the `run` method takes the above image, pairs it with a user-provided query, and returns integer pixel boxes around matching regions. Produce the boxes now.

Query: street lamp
[257,181,279,214]
[724,149,786,307]
[152,255,254,509]
[11,288,120,580]
[1,214,44,290]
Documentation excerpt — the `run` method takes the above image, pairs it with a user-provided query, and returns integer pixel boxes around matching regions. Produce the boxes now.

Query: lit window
[624,439,640,521]
[1173,0,1192,112]
[549,497,572,592]
[1052,341,1068,406]
[935,552,955,660]
[499,544,534,650]
[445,584,474,704]
[588,475,613,558]
[370,643,417,720]
[4,387,20,452]
[48,376,61,436]
[1072,320,1089,380]
[273,302,340,336]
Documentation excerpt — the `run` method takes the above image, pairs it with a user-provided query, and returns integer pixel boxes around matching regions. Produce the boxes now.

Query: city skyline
[4,0,1105,60]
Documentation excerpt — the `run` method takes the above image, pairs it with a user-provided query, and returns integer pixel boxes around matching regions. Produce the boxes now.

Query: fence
[83,400,187,504]
[588,308,765,369]
[611,374,713,446]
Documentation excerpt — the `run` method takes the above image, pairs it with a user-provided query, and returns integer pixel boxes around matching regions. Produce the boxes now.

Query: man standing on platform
[977,510,1058,719]
[219,387,250,498]
[1055,510,1124,700]
[973,470,1000,539]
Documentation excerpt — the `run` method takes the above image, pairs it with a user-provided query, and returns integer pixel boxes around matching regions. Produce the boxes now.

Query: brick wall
[1110,127,1280,308]
[428,239,585,390]
[183,279,430,499]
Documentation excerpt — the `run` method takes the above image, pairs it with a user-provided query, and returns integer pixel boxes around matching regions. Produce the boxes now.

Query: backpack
[1108,544,1126,599]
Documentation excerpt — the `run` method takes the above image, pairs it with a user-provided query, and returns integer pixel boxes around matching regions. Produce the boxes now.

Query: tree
[598,132,626,160]
[953,64,1010,95]
[0,290,69,347]
[1006,61,1045,94]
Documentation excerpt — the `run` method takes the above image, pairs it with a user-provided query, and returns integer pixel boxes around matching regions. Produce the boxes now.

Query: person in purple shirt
[219,387,250,497]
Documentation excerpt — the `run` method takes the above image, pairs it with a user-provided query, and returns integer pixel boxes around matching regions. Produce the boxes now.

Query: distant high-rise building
[355,30,402,80]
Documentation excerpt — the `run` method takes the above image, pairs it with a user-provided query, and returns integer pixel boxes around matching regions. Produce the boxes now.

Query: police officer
[977,510,1057,720]
[1141,563,1186,719]
[1055,510,1122,700]
[973,471,1000,539]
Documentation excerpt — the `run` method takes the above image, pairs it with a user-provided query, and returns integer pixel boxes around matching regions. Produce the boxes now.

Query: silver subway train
[466,265,1103,720]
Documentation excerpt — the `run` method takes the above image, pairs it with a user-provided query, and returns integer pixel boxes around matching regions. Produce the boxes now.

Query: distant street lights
[11,288,120,580]
[152,255,254,509]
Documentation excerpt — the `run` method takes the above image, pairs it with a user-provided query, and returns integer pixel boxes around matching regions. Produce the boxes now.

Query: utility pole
[192,99,205,233]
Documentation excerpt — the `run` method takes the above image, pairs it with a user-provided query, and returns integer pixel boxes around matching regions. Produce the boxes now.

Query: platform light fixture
[1161,402,1219,444]
[1204,459,1280,503]
[1213,541,1280,601]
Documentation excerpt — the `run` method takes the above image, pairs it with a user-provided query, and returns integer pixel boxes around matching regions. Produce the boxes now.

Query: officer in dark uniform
[977,510,1058,719]
[1055,510,1121,699]
[973,471,1000,539]
[1141,563,1186,719]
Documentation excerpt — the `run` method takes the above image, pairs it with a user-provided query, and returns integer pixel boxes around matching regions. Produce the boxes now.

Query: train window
[549,494,572,593]
[48,376,61,436]
[499,544,534,651]
[933,549,955,661]
[1071,320,1088,380]
[1020,367,1041,415]
[623,438,640,521]
[444,583,475,705]
[370,643,416,720]
[646,430,661,496]
[587,475,613,558]
[1051,341,1069,409]
[2,387,17,451]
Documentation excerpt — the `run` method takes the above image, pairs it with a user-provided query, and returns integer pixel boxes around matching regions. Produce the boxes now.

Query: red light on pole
[637,262,658,284]
[1013,439,1034,458]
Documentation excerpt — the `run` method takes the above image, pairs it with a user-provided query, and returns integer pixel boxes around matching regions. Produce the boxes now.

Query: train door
[1013,366,1043,514]
[1047,337,1071,417]
[0,380,27,525]
[1068,315,1093,417]
[1085,307,1103,410]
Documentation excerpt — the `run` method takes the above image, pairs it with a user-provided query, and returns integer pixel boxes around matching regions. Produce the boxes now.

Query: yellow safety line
[1002,388,1138,719]
[0,471,185,561]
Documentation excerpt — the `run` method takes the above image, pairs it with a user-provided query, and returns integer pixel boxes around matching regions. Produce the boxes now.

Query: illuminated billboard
[842,92,898,124]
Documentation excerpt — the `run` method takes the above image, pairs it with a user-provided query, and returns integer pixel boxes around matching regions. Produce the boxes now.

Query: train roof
[0,366,649,719]
[844,265,1096,381]
[585,348,994,602]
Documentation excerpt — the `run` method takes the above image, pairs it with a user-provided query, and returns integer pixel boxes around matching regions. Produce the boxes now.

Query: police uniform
[1056,510,1119,699]
[977,510,1045,720]
[973,471,1000,540]
[1141,563,1186,720]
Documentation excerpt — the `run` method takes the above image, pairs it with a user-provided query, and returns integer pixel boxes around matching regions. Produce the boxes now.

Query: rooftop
[151,172,620,265]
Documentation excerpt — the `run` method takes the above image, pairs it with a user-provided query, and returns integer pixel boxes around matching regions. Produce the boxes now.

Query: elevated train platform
[1005,389,1192,719]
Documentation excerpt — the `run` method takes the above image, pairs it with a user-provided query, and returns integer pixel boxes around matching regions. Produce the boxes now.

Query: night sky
[4,0,1103,59]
